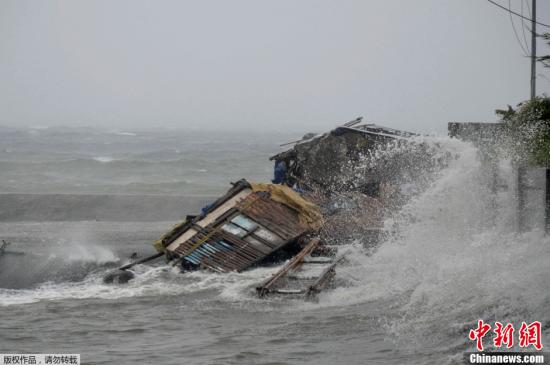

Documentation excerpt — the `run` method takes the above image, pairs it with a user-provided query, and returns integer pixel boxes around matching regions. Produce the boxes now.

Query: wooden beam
[256,237,320,297]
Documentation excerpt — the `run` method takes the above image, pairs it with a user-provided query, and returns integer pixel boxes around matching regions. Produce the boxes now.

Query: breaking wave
[92,156,118,163]
[318,136,550,353]
[0,263,279,307]
[0,266,182,306]
[0,156,272,195]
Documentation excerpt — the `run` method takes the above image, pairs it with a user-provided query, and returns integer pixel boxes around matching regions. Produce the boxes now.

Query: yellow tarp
[250,183,324,230]
[153,238,166,253]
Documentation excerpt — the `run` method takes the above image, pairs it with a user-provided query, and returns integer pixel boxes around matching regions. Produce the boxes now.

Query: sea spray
[319,136,550,352]
[0,223,119,289]
[48,225,118,264]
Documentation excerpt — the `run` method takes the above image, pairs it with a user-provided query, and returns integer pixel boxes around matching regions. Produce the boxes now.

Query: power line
[509,0,529,56]
[486,0,550,29]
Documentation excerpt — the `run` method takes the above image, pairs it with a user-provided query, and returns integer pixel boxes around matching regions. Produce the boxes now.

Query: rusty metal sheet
[172,227,287,273]
[236,193,308,241]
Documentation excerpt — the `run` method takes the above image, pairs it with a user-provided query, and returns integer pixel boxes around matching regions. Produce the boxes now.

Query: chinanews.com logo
[465,320,548,364]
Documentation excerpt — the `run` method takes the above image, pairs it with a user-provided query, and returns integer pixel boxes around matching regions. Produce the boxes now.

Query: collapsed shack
[154,179,325,273]
[150,179,344,298]
[270,118,444,246]
[271,118,415,193]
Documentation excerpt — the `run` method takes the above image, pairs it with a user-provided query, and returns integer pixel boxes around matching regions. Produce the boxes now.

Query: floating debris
[0,240,25,257]
[256,237,346,299]
[0,240,9,256]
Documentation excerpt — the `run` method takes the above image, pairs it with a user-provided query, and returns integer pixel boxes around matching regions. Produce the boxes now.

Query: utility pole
[531,0,537,99]
[517,2,537,232]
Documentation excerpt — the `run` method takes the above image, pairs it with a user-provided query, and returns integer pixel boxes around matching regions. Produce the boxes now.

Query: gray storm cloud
[1,0,549,133]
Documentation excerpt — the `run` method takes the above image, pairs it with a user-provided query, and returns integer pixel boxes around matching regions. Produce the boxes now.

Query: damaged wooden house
[154,179,324,273]
[108,117,434,298]
[149,178,344,298]
[269,117,431,246]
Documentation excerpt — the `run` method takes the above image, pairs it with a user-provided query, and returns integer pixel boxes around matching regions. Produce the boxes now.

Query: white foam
[48,225,120,264]
[92,156,117,163]
[113,131,137,137]
[316,136,550,350]
[0,262,279,307]
[0,266,184,306]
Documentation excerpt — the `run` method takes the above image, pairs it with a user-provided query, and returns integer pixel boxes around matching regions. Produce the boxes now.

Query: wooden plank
[273,289,305,295]
[166,189,251,252]
[256,237,320,297]
[305,255,346,299]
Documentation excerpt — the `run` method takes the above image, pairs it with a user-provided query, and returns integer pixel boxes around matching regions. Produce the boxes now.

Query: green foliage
[498,96,550,166]
[495,105,515,120]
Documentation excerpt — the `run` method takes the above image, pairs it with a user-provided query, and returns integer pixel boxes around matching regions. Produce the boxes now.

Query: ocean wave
[92,156,118,163]
[0,263,280,307]
[314,136,550,354]
[111,131,137,137]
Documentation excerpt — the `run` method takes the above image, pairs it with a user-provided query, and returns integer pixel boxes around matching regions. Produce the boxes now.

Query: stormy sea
[0,126,548,365]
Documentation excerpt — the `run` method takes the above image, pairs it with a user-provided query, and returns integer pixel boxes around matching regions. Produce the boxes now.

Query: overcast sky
[1,0,550,133]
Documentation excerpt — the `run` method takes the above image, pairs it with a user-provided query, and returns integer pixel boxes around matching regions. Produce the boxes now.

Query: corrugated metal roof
[169,192,313,272]
[173,230,268,272]
[270,121,415,161]
[236,193,308,241]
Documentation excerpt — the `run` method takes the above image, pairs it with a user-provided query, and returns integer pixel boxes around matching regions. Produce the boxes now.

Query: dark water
[0,128,548,364]
[0,221,401,365]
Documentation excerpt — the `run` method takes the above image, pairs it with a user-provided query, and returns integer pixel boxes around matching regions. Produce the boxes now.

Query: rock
[102,270,135,284]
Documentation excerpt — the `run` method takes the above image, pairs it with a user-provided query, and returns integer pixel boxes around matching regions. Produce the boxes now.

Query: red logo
[493,322,514,348]
[469,320,492,351]
[519,321,543,350]
[468,320,543,351]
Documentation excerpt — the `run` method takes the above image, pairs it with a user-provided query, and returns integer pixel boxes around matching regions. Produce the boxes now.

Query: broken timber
[304,254,347,299]
[256,237,344,299]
